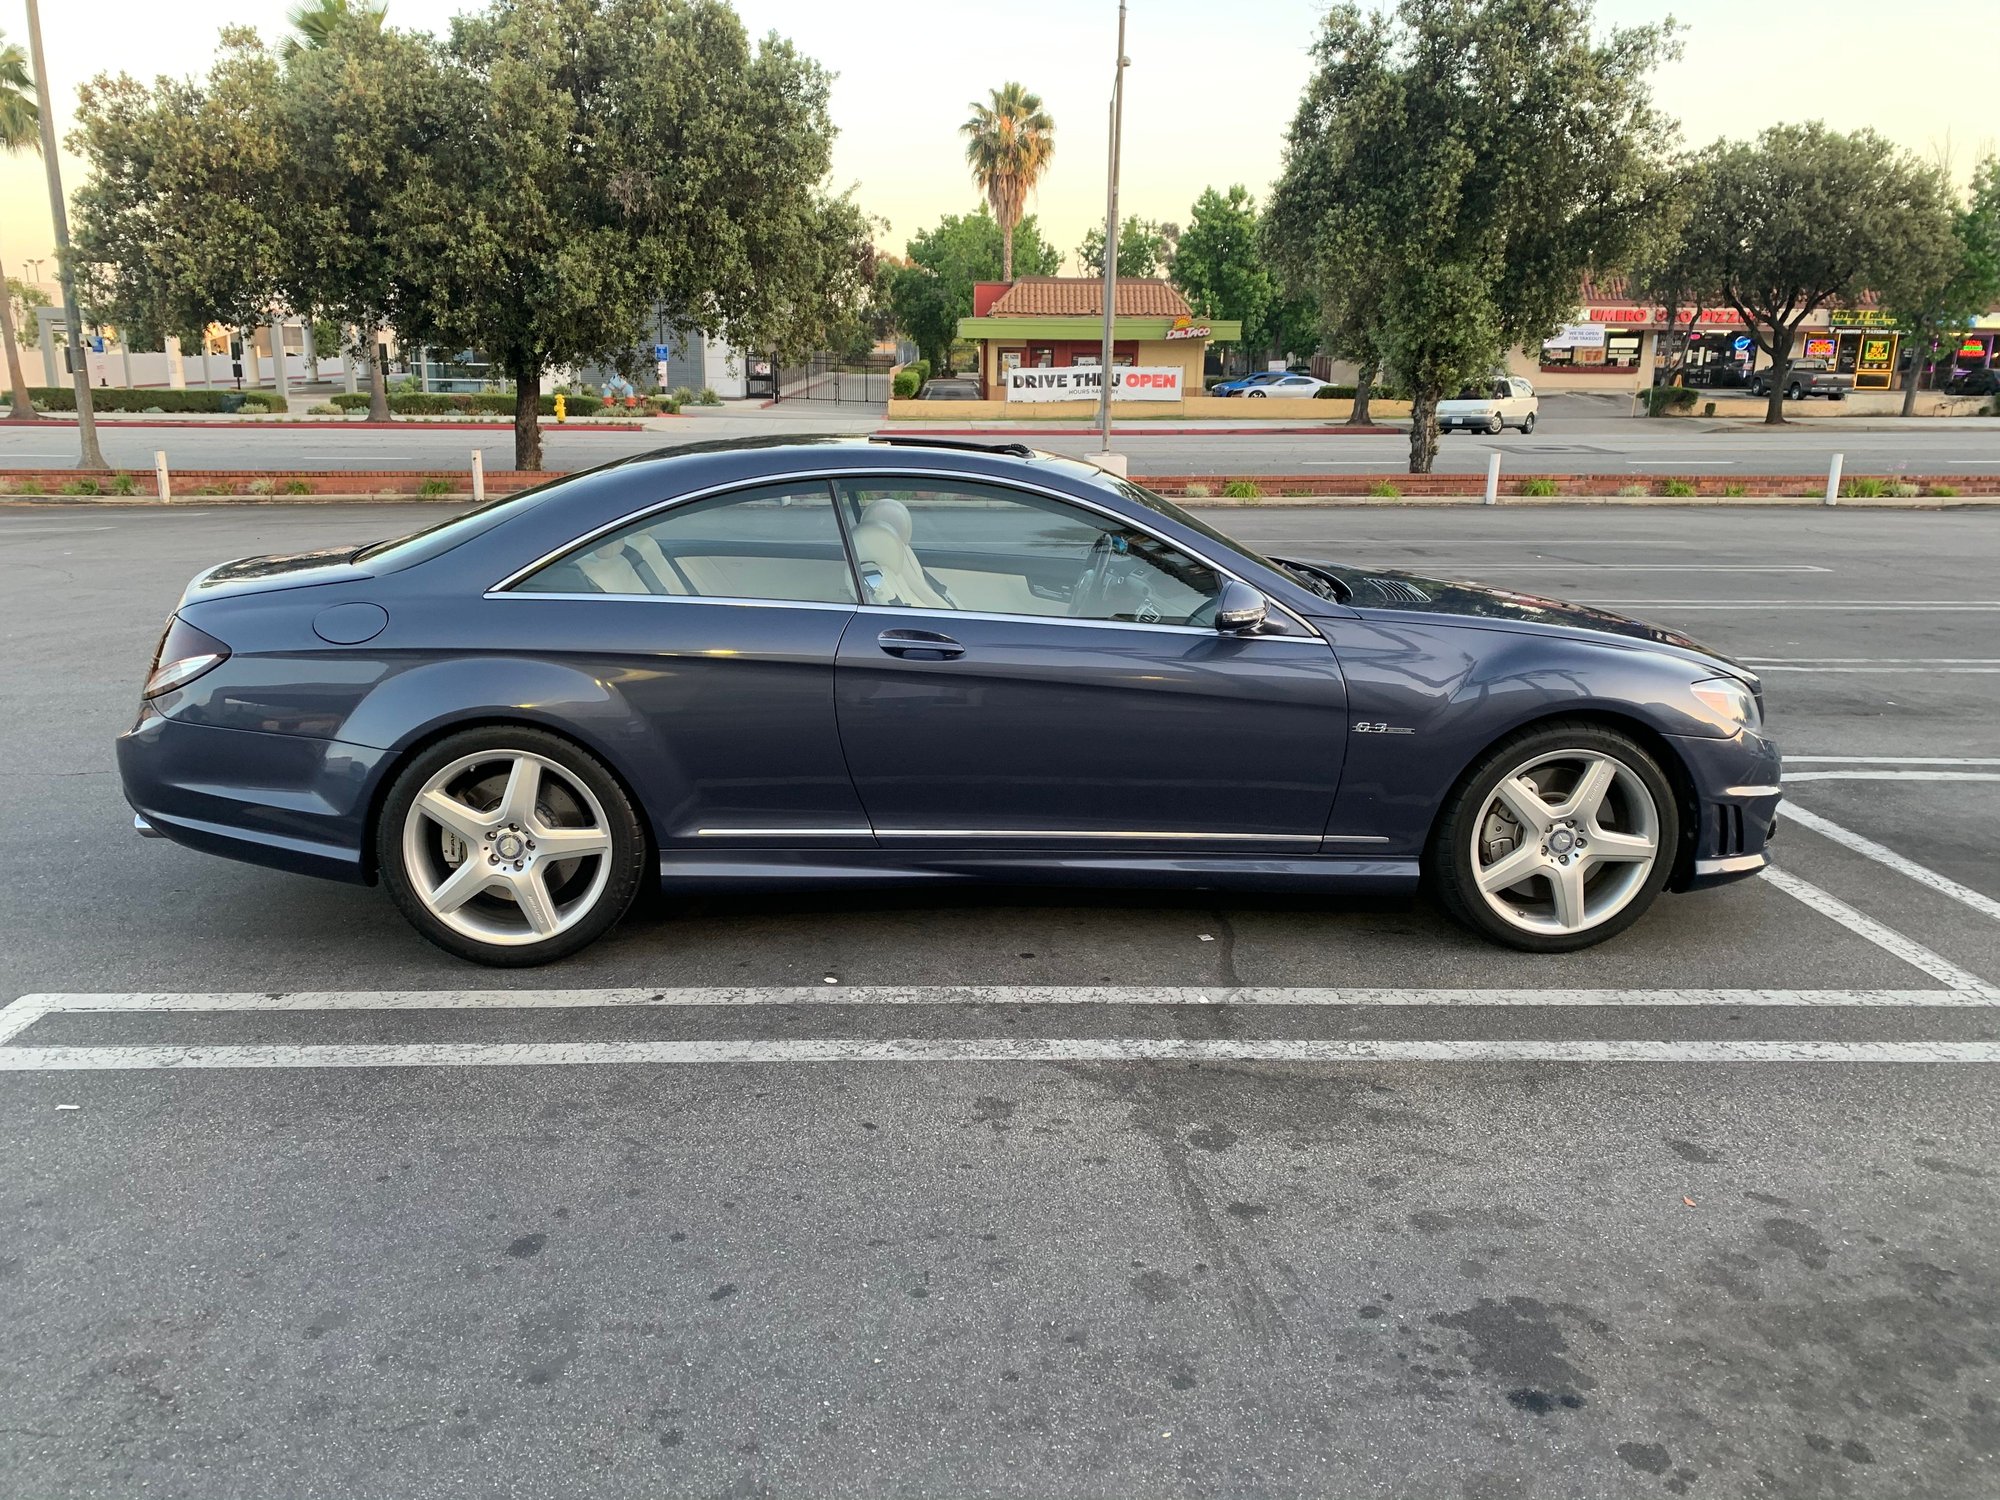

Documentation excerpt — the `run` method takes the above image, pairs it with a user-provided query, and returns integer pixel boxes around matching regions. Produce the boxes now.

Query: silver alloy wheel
[400,750,614,946]
[1469,749,1661,937]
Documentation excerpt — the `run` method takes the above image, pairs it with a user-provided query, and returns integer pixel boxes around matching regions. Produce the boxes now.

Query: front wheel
[1486,413,1504,435]
[1429,722,1678,952]
[1519,412,1537,434]
[377,726,649,966]
[1786,384,1802,401]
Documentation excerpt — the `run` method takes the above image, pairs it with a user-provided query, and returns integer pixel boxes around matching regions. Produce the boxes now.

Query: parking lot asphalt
[3,501,1998,1499]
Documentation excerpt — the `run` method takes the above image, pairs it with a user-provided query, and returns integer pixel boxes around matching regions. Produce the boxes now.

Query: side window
[837,478,1222,626]
[514,481,856,604]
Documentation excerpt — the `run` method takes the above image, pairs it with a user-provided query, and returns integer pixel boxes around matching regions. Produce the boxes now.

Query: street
[2,501,1998,1499]
[4,394,2000,477]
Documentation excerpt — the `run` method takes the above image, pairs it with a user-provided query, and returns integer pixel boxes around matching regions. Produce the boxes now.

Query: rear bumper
[1668,728,1781,890]
[117,709,388,884]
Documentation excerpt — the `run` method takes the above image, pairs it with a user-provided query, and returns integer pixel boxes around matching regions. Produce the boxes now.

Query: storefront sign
[1584,305,1744,328]
[1830,309,1896,328]
[1005,365,1183,402]
[1163,316,1211,341]
[1803,334,1837,361]
[1858,336,1896,372]
[1961,335,1991,360]
[1543,323,1607,350]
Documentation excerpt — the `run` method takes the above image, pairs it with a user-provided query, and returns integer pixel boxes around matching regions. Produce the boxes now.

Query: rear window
[352,472,578,569]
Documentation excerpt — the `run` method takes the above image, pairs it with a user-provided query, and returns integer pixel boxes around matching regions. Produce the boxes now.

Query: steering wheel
[1070,532,1119,617]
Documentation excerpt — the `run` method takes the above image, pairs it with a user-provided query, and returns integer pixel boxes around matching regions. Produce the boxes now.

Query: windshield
[352,472,576,569]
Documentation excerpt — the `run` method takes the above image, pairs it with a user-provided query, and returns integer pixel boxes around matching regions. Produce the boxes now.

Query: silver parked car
[1439,377,1539,434]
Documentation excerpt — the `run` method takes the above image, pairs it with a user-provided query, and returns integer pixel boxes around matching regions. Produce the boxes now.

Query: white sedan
[1241,372,1330,399]
[1439,377,1539,434]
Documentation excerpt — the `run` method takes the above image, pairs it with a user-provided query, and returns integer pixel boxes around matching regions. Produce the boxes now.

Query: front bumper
[1667,727,1781,890]
[118,709,390,885]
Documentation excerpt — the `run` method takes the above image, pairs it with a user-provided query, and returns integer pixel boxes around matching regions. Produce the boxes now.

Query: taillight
[143,616,231,698]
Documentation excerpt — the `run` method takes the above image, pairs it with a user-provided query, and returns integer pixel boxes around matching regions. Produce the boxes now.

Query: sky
[2,0,1995,292]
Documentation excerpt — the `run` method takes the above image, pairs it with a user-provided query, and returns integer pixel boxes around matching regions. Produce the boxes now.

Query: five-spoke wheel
[378,727,647,965]
[1432,723,1678,951]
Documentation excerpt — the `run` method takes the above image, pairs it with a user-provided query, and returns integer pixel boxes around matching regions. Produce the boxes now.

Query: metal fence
[776,353,894,403]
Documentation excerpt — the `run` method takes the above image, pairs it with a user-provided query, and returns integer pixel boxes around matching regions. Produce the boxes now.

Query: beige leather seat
[574,541,652,595]
[850,498,952,609]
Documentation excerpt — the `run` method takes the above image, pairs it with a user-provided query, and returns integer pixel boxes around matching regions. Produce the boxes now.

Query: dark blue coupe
[119,437,1780,966]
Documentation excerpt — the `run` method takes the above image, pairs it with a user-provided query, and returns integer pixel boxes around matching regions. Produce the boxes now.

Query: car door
[829,474,1348,851]
[504,479,874,848]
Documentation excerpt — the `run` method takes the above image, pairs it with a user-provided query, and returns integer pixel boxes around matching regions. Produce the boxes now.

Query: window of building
[515,482,857,604]
[836,478,1222,626]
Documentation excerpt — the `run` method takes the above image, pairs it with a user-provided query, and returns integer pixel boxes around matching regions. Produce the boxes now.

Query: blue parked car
[120,437,1779,966]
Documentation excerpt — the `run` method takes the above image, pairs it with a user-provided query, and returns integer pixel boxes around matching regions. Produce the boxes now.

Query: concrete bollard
[1484,451,1501,506]
[1825,452,1843,506]
[471,449,485,504]
[155,450,171,503]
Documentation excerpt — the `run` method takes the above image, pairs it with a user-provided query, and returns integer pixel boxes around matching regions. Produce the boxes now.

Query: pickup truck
[1749,359,1851,401]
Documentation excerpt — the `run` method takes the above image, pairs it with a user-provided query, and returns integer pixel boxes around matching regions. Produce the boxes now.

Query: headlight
[1690,676,1760,730]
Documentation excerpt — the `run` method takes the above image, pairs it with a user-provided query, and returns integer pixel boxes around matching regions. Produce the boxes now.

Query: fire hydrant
[554,393,566,424]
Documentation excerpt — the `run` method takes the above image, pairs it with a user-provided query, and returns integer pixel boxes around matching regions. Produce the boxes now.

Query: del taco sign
[1163,315,1211,341]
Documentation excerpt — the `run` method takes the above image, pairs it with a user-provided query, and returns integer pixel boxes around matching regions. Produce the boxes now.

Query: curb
[874,424,1399,437]
[13,418,660,432]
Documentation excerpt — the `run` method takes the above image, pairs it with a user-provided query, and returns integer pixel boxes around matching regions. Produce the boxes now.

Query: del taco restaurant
[945,277,1242,417]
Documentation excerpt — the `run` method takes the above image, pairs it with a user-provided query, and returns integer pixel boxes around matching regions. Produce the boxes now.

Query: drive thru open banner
[1005,367,1183,402]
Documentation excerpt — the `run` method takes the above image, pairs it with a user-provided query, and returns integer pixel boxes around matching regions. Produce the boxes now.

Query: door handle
[876,629,964,660]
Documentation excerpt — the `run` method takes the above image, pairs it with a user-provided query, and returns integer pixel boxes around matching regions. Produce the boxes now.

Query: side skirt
[657,849,1420,894]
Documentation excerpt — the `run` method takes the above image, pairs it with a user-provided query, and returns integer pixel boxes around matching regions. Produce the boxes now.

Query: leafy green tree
[1883,154,2000,415]
[1078,218,1175,278]
[389,0,871,469]
[0,30,41,419]
[888,206,1061,372]
[1171,185,1277,367]
[962,83,1055,282]
[1624,159,1722,403]
[1268,0,1676,471]
[69,27,290,358]
[1683,124,1960,424]
[283,0,387,58]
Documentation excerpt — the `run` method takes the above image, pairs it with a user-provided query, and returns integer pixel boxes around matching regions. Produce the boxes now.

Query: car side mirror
[1214,579,1268,634]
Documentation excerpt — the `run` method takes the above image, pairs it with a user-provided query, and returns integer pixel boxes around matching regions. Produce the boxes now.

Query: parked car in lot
[120,437,1778,965]
[1943,367,2000,397]
[1210,370,1293,397]
[1748,359,1851,400]
[1438,377,1539,433]
[1240,372,1329,398]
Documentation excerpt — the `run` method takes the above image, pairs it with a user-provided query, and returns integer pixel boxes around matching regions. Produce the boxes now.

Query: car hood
[1285,559,1757,685]
[179,546,377,605]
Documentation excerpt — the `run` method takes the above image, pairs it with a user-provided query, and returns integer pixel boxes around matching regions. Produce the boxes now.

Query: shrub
[246,478,275,496]
[904,359,931,388]
[1366,480,1401,498]
[698,387,721,406]
[1661,479,1698,497]
[1888,481,1920,498]
[1702,401,1716,417]
[1518,478,1559,497]
[1643,385,1698,416]
[1219,479,1262,500]
[1841,477,1886,499]
[1723,482,1748,497]
[417,477,454,497]
[282,479,313,495]
[649,395,680,414]
[111,473,139,496]
[1180,482,1211,497]
[14,478,43,495]
[143,406,164,415]
[308,402,343,415]
[1927,483,1960,497]
[892,369,921,399]
[60,478,102,496]
[235,390,289,414]
[26,385,288,414]
[1616,483,1649,497]
[671,385,697,407]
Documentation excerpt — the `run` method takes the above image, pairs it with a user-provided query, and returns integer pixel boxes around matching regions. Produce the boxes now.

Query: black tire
[1520,412,1536,434]
[1486,413,1504,435]
[1786,383,1802,401]
[1427,719,1680,953]
[377,725,649,966]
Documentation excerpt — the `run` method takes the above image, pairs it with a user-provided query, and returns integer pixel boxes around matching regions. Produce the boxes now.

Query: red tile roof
[987,277,1193,318]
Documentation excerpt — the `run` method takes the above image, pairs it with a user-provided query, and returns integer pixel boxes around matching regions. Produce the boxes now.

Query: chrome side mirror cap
[1214,579,1268,634]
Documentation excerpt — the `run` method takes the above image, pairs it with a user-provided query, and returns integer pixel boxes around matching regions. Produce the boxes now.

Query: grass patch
[1616,483,1649,497]
[111,473,139,496]
[1220,479,1262,500]
[282,479,314,495]
[1366,480,1401,498]
[189,483,233,496]
[1180,482,1211,498]
[1926,483,1960,497]
[417,477,454,497]
[1518,478,1559,497]
[1723,482,1748,497]
[697,387,722,406]
[59,478,102,496]
[1841,477,1886,499]
[1887,481,1920,498]
[1660,479,1699,497]
[246,478,276,496]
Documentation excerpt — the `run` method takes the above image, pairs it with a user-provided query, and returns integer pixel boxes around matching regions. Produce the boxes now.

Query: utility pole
[1092,0,1129,475]
[24,0,107,470]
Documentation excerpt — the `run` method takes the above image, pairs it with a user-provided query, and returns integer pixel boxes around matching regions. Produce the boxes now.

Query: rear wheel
[1786,383,1803,401]
[1520,412,1537,434]
[377,726,648,966]
[1429,722,1677,952]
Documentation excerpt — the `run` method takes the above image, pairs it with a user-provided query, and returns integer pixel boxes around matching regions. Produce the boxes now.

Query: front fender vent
[1358,576,1433,604]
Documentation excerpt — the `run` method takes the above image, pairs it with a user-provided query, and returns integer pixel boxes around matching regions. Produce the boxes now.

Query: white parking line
[1781,805,2000,923]
[1786,756,2000,765]
[1577,600,2000,612]
[1784,771,2000,783]
[1760,867,1992,994]
[2,1038,1997,1070]
[1748,660,2000,666]
[1757,667,2000,674]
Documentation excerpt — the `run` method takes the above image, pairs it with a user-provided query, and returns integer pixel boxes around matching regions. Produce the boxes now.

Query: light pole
[24,0,107,470]
[1092,0,1128,474]
[23,259,44,287]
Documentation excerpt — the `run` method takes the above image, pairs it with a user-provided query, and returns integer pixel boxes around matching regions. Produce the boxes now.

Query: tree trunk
[1899,326,1925,418]
[1407,384,1440,473]
[512,357,543,472]
[1762,337,1790,425]
[368,331,392,423]
[0,285,40,422]
[1348,360,1376,426]
[1001,220,1014,282]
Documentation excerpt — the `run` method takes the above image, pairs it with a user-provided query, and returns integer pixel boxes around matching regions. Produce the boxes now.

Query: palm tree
[961,84,1055,282]
[283,0,387,58]
[0,34,42,422]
